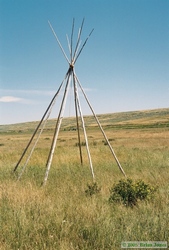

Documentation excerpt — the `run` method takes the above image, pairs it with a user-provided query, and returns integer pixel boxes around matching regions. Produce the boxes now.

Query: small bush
[75,141,86,147]
[102,139,114,145]
[85,182,101,196]
[109,178,157,207]
[92,141,97,146]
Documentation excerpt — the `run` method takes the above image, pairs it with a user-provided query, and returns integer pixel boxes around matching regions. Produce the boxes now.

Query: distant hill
[0,108,169,134]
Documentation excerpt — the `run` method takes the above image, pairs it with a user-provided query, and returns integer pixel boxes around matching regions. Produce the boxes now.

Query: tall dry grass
[0,115,169,249]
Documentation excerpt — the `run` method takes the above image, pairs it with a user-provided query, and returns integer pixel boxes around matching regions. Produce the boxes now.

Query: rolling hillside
[1,108,169,134]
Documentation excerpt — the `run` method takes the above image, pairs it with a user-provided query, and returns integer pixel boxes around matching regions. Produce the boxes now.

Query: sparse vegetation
[0,109,169,249]
[75,141,86,147]
[85,182,101,196]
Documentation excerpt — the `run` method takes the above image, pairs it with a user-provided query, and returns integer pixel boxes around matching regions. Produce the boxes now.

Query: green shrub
[109,178,157,207]
[85,182,101,196]
[75,141,86,147]
[134,179,157,200]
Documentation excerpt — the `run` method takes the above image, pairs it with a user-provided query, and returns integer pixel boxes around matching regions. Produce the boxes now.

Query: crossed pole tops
[48,18,94,72]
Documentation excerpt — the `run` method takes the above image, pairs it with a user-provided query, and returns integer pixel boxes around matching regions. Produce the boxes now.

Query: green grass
[0,108,169,249]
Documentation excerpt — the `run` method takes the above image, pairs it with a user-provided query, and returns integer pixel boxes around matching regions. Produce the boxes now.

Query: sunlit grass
[0,109,169,249]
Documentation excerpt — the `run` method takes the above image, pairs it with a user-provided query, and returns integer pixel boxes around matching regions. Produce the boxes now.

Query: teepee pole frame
[14,19,126,184]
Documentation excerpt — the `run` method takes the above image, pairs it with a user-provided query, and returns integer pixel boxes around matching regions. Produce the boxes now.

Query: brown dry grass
[0,108,169,249]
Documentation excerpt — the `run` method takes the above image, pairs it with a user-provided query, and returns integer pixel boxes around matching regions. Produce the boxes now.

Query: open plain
[0,108,169,249]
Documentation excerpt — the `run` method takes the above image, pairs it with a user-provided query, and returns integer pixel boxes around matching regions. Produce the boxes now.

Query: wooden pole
[17,93,57,180]
[72,18,84,62]
[48,21,70,65]
[43,69,72,185]
[73,70,83,165]
[66,34,71,56]
[75,73,126,177]
[73,71,95,180]
[13,76,67,173]
[70,18,75,61]
[74,28,94,65]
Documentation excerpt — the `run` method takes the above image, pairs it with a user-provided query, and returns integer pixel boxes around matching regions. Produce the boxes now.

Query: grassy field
[0,108,169,249]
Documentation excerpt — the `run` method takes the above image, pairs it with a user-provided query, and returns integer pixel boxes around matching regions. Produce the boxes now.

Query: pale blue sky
[0,0,169,124]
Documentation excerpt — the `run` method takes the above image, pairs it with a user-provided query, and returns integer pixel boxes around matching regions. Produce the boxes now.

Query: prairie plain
[0,108,169,249]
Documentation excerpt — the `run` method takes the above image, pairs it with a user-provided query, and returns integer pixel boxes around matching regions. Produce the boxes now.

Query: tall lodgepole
[73,71,95,180]
[43,69,72,185]
[13,77,67,173]
[75,73,126,177]
[73,70,83,165]
[17,92,58,180]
